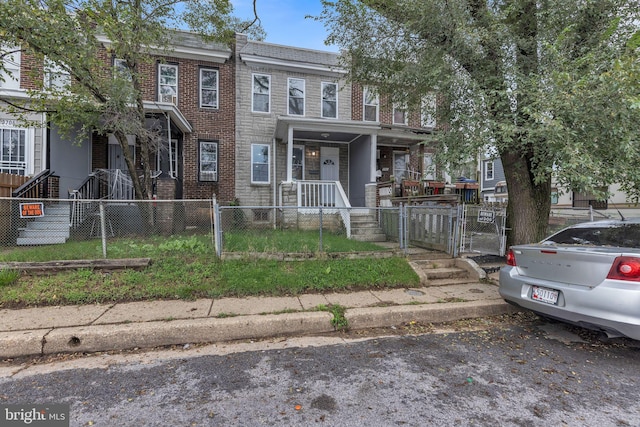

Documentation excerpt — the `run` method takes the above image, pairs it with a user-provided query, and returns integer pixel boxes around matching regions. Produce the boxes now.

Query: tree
[0,0,263,200]
[317,0,640,244]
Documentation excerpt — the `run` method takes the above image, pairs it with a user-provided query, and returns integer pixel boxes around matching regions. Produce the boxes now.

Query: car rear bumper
[499,266,640,340]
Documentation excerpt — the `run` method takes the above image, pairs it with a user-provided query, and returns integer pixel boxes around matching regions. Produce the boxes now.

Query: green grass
[0,232,419,308]
[222,229,387,253]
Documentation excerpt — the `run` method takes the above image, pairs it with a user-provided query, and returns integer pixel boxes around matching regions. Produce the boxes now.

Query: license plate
[531,286,559,305]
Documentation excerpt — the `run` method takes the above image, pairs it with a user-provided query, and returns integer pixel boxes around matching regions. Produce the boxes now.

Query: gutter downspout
[272,137,277,229]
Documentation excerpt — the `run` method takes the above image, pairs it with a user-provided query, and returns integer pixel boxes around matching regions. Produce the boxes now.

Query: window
[393,104,408,125]
[45,58,70,90]
[288,78,305,116]
[199,140,218,182]
[158,63,178,104]
[200,68,219,109]
[251,143,270,184]
[252,73,270,113]
[114,58,132,81]
[0,128,26,175]
[393,152,408,180]
[423,153,436,180]
[321,82,337,118]
[292,145,304,180]
[421,95,436,128]
[363,87,378,121]
[0,45,20,89]
[485,161,494,181]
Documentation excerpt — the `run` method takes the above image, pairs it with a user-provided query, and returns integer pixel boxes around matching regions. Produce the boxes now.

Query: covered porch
[274,116,433,210]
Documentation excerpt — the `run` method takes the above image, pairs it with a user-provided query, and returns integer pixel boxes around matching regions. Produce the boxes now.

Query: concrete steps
[349,211,386,242]
[409,256,485,287]
[17,203,71,246]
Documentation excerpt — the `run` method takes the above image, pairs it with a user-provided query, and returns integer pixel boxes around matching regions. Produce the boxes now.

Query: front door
[320,147,339,181]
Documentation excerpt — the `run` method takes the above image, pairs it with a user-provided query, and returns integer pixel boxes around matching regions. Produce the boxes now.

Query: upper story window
[252,73,270,113]
[363,87,378,121]
[485,160,494,181]
[199,140,218,182]
[200,68,219,109]
[251,143,270,184]
[114,58,132,81]
[0,45,20,89]
[158,63,178,104]
[393,104,408,125]
[321,82,337,119]
[421,95,436,128]
[44,58,70,90]
[288,78,305,116]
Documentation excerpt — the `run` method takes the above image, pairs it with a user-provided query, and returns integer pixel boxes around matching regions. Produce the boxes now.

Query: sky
[230,0,338,52]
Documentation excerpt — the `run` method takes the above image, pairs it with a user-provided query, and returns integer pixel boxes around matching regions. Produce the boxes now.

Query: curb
[1,301,517,359]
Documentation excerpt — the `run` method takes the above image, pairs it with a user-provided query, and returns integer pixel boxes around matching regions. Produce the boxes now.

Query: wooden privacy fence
[0,172,29,197]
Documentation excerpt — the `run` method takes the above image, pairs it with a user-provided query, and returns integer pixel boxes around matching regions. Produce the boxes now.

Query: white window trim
[485,160,494,181]
[44,58,70,90]
[199,140,218,182]
[287,77,305,116]
[0,126,33,175]
[252,73,271,113]
[251,143,270,184]
[0,46,20,90]
[292,144,305,180]
[393,104,408,125]
[199,68,219,109]
[321,81,338,119]
[421,95,437,128]
[363,87,379,122]
[158,63,178,104]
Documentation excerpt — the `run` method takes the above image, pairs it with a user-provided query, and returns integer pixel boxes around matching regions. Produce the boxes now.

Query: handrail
[297,180,352,238]
[12,169,54,198]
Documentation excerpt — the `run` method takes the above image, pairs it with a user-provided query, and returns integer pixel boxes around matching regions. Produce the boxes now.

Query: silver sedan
[499,218,640,340]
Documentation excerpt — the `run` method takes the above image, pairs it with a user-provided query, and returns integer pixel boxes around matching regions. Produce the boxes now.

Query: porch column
[370,133,378,182]
[286,125,294,182]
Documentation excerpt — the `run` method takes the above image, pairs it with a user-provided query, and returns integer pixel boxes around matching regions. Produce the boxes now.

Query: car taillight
[607,256,640,282]
[506,249,517,266]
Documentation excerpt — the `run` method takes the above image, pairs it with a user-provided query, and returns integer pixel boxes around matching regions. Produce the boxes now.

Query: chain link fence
[459,204,507,256]
[0,197,215,256]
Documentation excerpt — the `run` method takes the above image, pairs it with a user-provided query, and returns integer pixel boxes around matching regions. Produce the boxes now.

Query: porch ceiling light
[320,133,330,139]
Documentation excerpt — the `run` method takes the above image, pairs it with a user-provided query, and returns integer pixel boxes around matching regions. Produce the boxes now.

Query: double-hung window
[393,104,408,125]
[200,68,219,109]
[252,73,270,113]
[44,58,70,90]
[363,87,378,121]
[485,160,494,181]
[158,63,178,104]
[421,94,436,128]
[0,45,20,89]
[321,82,337,119]
[199,140,218,181]
[288,78,305,116]
[251,143,270,184]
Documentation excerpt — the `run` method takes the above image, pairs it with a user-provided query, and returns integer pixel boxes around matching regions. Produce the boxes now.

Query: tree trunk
[501,150,551,246]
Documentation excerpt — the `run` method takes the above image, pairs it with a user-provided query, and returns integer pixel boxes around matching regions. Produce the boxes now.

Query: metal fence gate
[459,204,507,256]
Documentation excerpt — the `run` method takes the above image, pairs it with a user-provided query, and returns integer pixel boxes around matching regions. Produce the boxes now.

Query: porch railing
[12,169,55,199]
[297,180,351,238]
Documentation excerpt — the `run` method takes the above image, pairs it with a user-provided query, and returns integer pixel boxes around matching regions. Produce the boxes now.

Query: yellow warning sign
[20,202,44,218]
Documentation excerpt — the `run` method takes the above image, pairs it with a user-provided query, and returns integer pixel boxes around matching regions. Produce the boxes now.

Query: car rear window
[544,224,640,248]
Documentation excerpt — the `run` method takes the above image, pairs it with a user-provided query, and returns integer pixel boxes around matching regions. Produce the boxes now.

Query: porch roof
[275,116,434,146]
[143,101,193,134]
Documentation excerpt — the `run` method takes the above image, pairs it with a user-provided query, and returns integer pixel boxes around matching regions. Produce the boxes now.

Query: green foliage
[0,269,20,287]
[0,0,262,200]
[318,0,640,243]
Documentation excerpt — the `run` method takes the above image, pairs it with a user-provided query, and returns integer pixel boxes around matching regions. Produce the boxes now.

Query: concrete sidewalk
[0,267,513,359]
